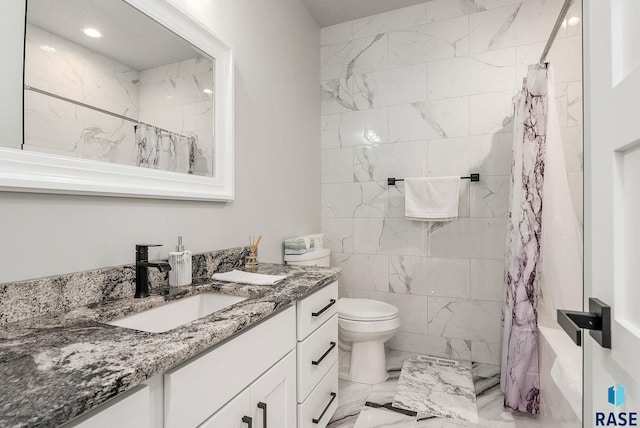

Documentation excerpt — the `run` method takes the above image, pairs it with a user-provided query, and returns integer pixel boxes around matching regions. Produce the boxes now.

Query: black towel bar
[387,174,479,186]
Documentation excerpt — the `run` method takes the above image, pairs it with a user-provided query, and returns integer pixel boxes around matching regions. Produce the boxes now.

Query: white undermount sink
[107,293,246,333]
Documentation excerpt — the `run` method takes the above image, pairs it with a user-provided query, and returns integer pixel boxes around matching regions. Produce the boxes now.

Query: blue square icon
[608,384,625,407]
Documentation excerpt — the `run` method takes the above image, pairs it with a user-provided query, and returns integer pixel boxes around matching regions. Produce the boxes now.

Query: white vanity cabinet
[62,373,164,428]
[200,350,296,428]
[165,305,297,428]
[60,281,340,428]
[296,281,339,428]
[62,384,153,428]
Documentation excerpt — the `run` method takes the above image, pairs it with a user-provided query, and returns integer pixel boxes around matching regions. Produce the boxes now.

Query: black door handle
[312,392,337,424]
[242,415,252,428]
[557,297,611,348]
[312,299,336,317]
[257,402,267,428]
[312,342,336,366]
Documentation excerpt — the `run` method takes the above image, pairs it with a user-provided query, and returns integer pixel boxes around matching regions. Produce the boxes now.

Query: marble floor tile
[386,349,419,370]
[393,356,479,424]
[415,415,475,427]
[330,353,542,428]
[370,379,401,403]
[475,384,540,428]
[328,379,373,428]
[354,406,417,428]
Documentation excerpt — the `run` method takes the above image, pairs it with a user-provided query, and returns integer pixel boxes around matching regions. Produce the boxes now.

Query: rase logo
[610,384,626,407]
[596,384,638,426]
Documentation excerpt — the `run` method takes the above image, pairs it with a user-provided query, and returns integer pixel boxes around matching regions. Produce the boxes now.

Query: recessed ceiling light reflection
[567,16,580,26]
[83,27,102,38]
[365,129,381,144]
[40,45,56,53]
[203,89,213,95]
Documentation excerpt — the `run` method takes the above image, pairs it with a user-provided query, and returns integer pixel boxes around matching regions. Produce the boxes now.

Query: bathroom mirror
[0,0,234,201]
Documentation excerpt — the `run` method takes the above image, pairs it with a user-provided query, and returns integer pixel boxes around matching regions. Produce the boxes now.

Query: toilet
[283,248,401,385]
[337,298,400,384]
[283,248,331,267]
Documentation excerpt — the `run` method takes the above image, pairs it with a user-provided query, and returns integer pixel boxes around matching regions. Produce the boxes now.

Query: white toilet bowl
[338,298,401,384]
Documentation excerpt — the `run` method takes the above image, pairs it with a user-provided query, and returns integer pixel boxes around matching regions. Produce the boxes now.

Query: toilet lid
[338,298,399,321]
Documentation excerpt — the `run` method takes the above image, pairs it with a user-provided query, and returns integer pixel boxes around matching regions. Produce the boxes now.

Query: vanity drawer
[297,281,338,340]
[164,306,296,428]
[297,361,338,428]
[297,314,338,402]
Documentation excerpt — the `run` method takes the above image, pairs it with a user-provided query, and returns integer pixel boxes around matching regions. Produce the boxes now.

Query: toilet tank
[283,248,331,267]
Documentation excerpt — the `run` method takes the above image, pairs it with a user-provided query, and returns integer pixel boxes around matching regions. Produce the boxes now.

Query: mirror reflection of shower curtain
[135,124,196,174]
[501,63,582,415]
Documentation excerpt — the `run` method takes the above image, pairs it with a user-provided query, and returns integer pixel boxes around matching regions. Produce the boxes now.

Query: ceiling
[27,0,208,71]
[301,0,428,27]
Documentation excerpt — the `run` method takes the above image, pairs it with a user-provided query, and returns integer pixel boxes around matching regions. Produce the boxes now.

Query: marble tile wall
[24,24,140,164]
[23,25,214,176]
[320,0,583,365]
[138,58,215,176]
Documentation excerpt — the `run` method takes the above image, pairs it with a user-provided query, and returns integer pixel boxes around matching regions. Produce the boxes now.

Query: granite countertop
[0,263,341,427]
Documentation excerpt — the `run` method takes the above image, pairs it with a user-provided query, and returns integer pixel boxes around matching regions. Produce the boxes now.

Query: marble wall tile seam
[321,36,531,89]
[321,13,568,69]
[324,13,472,56]
[350,2,429,40]
[322,46,518,82]
[322,94,483,118]
[321,210,509,221]
[326,246,500,264]
[424,0,520,25]
[427,48,518,100]
[468,1,578,54]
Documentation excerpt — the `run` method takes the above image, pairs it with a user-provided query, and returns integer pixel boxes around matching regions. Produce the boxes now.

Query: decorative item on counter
[246,235,262,269]
[168,236,192,286]
[283,233,324,255]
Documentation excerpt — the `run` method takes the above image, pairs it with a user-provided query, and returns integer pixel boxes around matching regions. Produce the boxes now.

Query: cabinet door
[250,350,297,428]
[198,389,252,428]
[63,385,151,428]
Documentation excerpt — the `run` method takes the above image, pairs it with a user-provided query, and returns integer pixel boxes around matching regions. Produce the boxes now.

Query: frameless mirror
[0,0,234,200]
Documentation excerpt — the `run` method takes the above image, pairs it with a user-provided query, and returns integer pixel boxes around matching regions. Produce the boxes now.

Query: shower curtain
[501,63,582,414]
[135,123,197,174]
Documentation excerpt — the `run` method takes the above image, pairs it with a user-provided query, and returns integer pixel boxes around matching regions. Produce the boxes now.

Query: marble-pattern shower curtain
[500,64,549,414]
[135,124,196,174]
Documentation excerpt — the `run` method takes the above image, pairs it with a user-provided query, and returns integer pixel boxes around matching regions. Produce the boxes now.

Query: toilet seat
[338,298,399,322]
[338,317,401,333]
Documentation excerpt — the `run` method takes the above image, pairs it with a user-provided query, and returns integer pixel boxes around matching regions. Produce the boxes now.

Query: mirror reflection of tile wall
[23,23,214,176]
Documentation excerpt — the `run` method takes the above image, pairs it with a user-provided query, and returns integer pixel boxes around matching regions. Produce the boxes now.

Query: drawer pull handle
[258,402,267,428]
[312,341,336,366]
[242,416,253,427]
[312,392,337,424]
[312,299,336,317]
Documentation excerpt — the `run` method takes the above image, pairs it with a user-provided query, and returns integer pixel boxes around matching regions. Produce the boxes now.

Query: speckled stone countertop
[0,263,340,427]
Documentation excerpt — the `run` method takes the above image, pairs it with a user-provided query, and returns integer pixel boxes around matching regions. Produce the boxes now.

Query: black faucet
[135,244,172,298]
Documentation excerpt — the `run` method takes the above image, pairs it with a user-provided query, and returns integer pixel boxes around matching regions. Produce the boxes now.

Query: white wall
[0,0,320,283]
[0,1,25,150]
[320,0,583,364]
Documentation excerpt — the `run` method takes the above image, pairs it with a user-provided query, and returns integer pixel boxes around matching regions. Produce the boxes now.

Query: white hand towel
[404,177,460,221]
[212,270,286,285]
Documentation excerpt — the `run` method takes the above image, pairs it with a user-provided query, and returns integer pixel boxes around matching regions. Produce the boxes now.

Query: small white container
[169,236,192,286]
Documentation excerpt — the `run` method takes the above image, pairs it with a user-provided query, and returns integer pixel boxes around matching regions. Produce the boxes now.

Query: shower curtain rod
[539,0,574,63]
[24,84,193,139]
